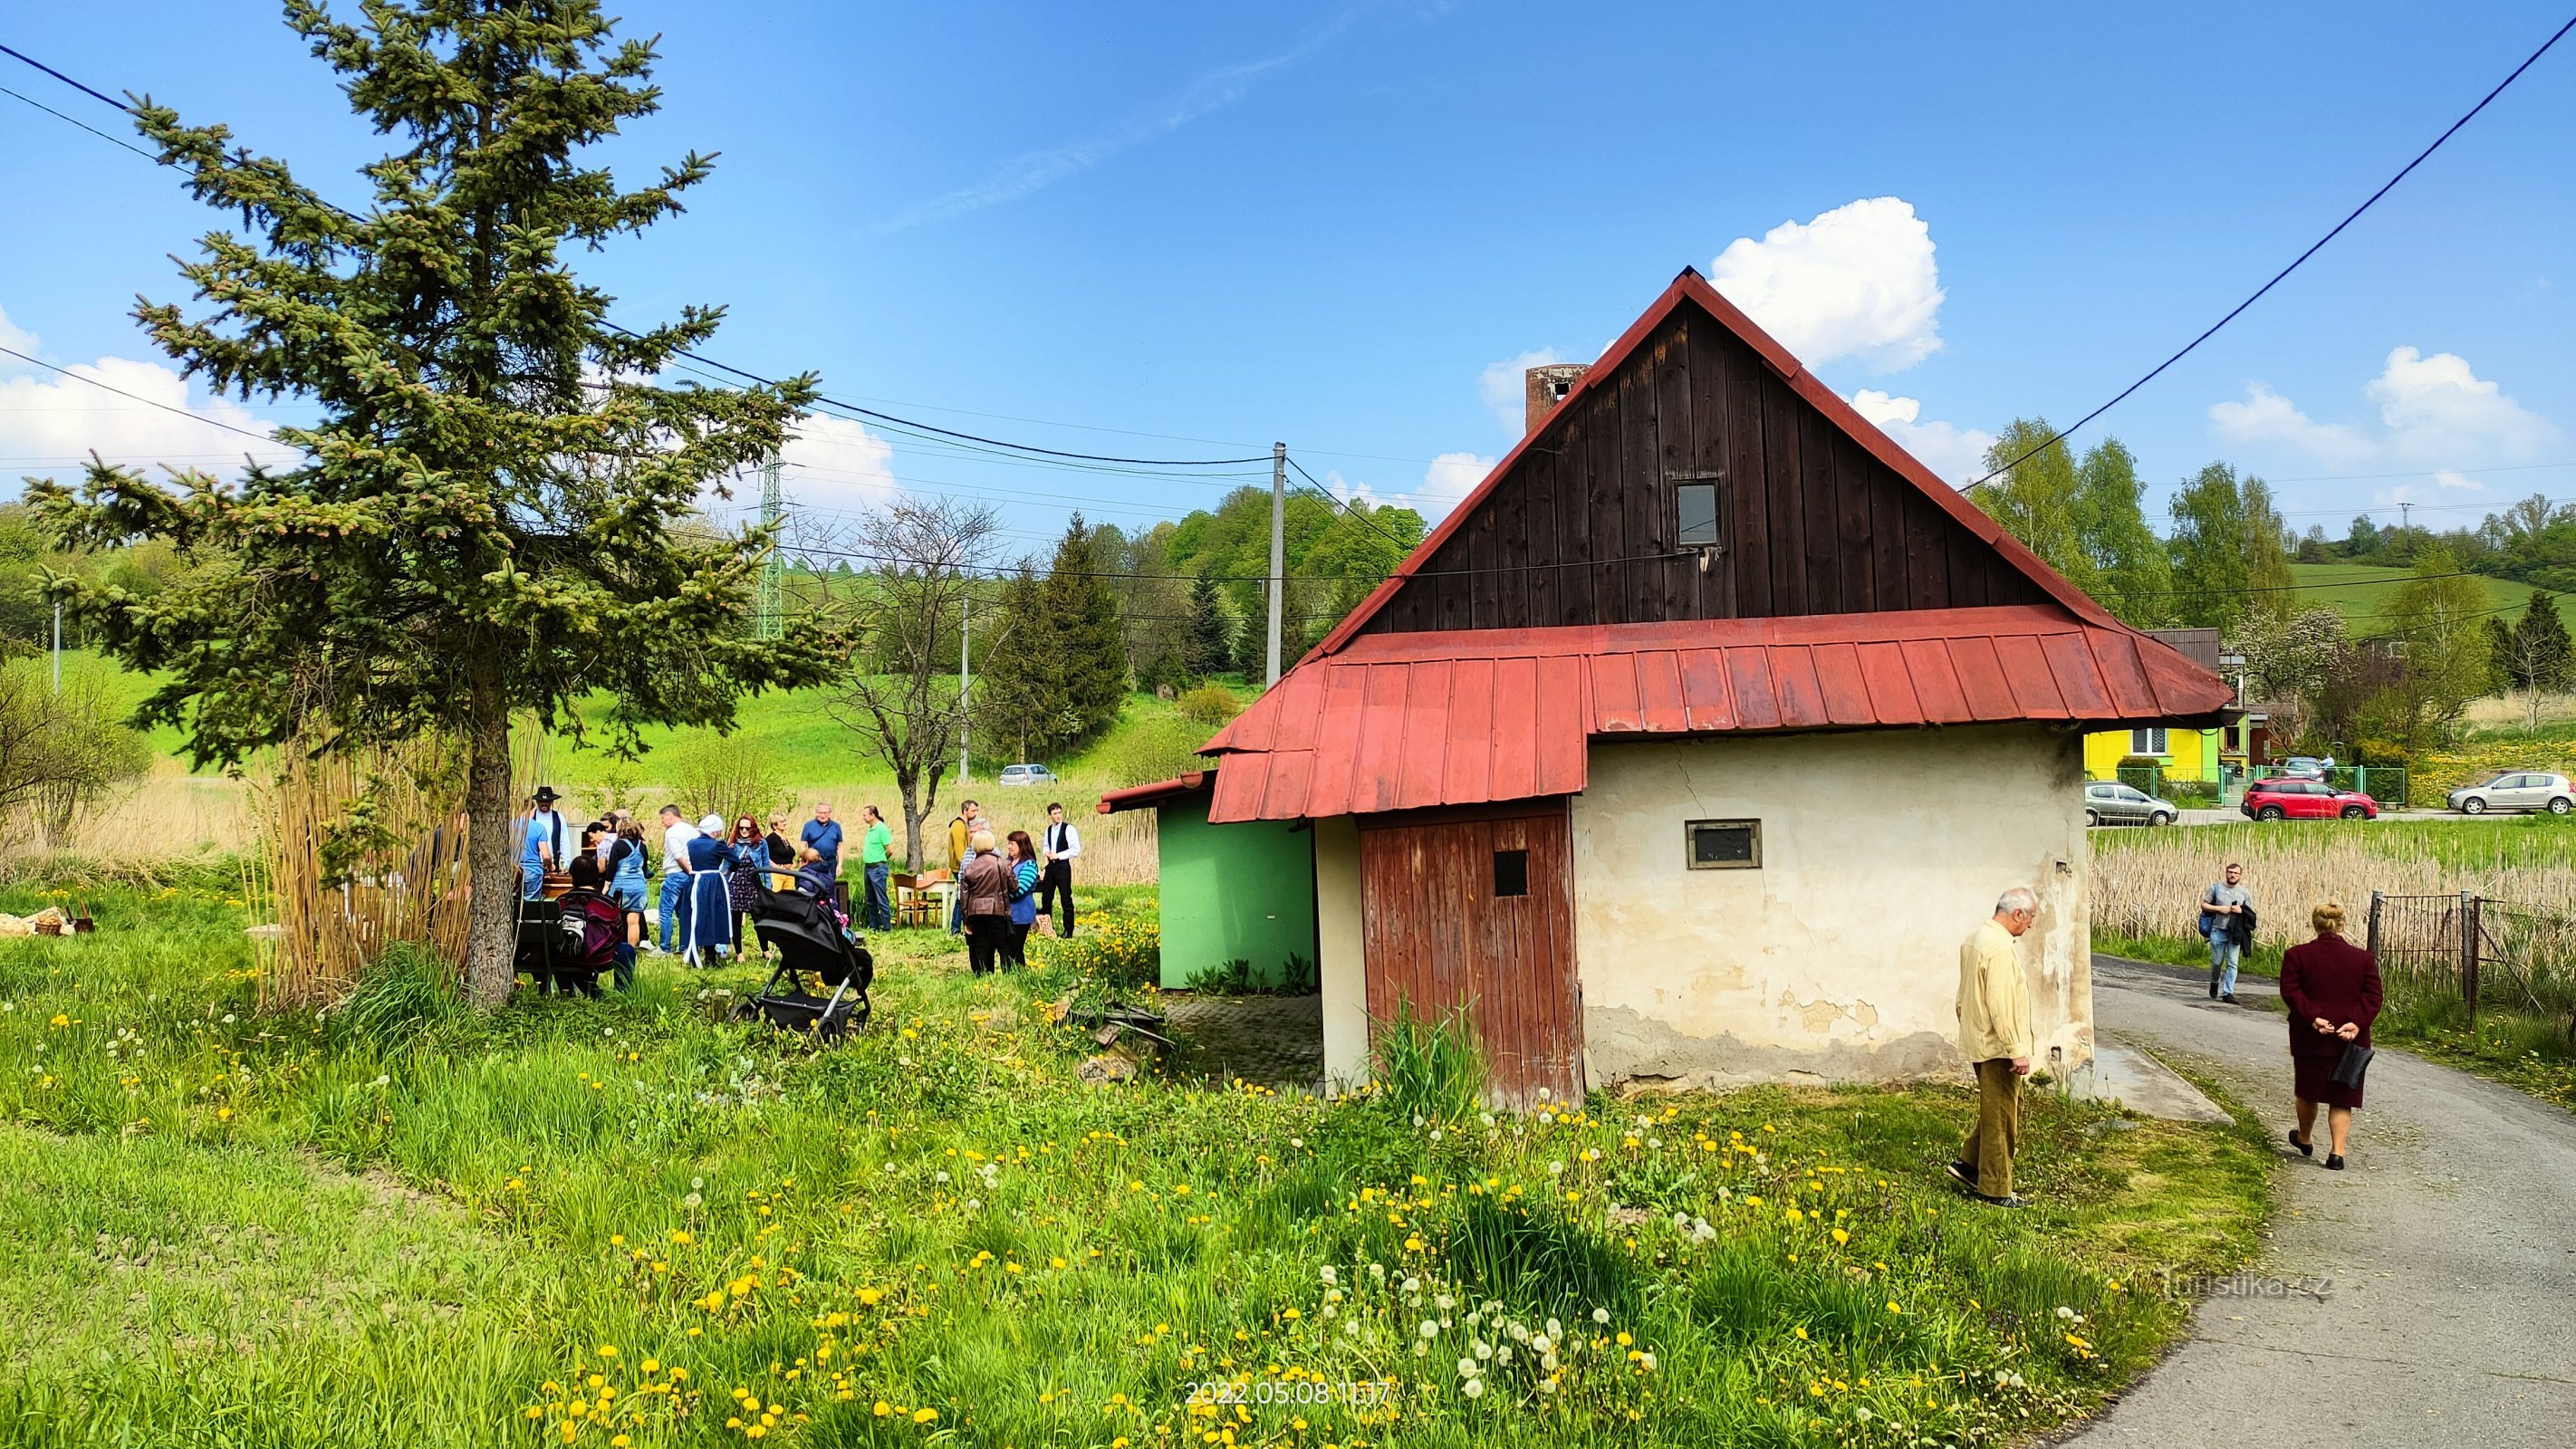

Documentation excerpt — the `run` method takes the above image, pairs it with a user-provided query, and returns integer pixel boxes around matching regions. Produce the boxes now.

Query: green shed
[1099,772,1317,989]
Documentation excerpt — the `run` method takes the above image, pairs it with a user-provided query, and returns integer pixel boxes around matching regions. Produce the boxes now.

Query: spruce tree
[1184,570,1233,680]
[2514,591,2572,693]
[1041,514,1129,745]
[30,1,830,1005]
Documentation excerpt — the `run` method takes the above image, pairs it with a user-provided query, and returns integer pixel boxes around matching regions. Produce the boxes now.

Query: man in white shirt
[657,804,697,955]
[1038,801,1081,937]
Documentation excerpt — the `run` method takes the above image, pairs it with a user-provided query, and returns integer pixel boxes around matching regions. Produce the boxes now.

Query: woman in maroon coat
[2278,900,2383,1170]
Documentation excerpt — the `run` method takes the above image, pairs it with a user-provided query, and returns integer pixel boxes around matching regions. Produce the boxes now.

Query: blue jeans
[2209,936,2244,996]
[659,874,687,952]
[864,862,891,932]
[520,862,545,900]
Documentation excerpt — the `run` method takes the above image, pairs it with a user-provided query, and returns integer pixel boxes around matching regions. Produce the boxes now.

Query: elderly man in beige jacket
[1948,886,2038,1206]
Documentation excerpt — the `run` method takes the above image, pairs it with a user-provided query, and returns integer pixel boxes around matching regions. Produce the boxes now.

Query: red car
[2240,777,2379,821]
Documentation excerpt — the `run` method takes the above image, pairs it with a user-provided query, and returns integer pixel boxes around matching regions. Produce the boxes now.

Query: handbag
[2331,1041,2374,1089]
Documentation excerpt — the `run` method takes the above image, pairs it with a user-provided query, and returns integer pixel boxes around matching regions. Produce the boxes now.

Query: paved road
[2070,955,2576,1447]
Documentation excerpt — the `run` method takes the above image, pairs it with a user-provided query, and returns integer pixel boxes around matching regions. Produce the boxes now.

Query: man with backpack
[2198,861,2255,1003]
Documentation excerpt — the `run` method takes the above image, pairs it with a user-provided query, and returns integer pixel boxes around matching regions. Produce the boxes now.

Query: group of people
[518,787,1081,973]
[1950,859,2385,1208]
[937,797,1081,974]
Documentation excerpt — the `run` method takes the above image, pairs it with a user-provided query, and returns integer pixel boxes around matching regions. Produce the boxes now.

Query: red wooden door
[1358,806,1582,1108]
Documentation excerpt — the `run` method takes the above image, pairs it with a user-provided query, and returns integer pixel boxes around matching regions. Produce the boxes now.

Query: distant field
[2287,561,2536,635]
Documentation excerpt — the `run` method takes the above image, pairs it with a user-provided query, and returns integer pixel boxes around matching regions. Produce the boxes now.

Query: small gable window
[1687,819,1761,869]
[1677,481,1720,547]
[1493,849,1530,897]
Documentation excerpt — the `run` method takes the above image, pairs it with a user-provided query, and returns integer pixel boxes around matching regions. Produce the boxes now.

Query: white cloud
[0,312,295,482]
[1478,348,1565,433]
[866,15,1355,235]
[2364,346,2559,462]
[1848,389,1994,485]
[2207,382,2373,464]
[774,413,899,514]
[1416,451,1495,518]
[1708,197,1945,374]
[2209,347,2560,494]
[0,303,36,358]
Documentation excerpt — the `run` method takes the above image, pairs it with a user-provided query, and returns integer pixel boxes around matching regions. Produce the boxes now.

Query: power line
[1963,11,2576,494]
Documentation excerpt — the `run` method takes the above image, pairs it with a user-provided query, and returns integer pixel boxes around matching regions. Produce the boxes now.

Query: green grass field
[0,864,2273,1448]
[2286,562,2535,636]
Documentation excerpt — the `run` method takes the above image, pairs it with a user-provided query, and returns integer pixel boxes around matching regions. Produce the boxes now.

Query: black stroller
[516,888,624,997]
[729,868,871,1041]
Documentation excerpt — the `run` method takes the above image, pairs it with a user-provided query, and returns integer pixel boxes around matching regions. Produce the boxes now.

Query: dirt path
[2071,955,2576,1446]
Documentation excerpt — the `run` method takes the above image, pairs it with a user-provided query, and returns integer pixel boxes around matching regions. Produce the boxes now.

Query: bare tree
[795,499,1001,870]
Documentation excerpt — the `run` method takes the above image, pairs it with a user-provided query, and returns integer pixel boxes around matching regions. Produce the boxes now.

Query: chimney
[1524,364,1589,434]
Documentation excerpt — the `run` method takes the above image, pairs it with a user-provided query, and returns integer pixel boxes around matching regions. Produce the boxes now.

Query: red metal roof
[1201,605,2234,823]
[1302,268,2123,664]
[1096,772,1209,814]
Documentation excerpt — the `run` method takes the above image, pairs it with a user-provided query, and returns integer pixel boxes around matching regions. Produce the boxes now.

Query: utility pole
[957,574,972,785]
[51,601,61,696]
[1266,441,1286,686]
[2398,501,2412,534]
[756,453,783,640]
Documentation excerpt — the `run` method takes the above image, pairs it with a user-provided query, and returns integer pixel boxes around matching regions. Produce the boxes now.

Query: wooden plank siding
[1356,298,2043,636]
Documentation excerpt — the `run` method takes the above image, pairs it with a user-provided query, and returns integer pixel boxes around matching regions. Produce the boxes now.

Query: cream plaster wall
[1312,815,1371,1089]
[1569,724,2091,1089]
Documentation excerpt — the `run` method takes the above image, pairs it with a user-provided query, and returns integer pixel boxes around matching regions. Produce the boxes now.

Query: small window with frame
[1686,819,1761,869]
[1676,481,1720,547]
[1493,849,1530,897]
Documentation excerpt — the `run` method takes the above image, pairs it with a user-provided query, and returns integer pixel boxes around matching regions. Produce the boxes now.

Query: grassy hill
[2286,561,2536,636]
[72,648,1234,820]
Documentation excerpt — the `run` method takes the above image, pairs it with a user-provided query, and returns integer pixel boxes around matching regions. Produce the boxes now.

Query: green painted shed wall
[1155,792,1317,989]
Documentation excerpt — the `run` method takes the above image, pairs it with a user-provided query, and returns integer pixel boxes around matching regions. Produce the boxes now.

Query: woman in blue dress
[681,814,735,965]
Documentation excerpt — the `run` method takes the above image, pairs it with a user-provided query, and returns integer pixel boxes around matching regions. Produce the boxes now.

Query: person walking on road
[859,804,894,933]
[1037,801,1080,937]
[2198,861,2254,1003]
[2279,900,2383,1171]
[1949,887,2038,1207]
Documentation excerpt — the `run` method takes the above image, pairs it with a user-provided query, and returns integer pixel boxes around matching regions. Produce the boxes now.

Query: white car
[2084,781,2177,827]
[996,763,1058,787]
[2447,772,2574,815]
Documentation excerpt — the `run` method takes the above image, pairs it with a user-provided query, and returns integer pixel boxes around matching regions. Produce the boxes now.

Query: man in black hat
[521,786,568,900]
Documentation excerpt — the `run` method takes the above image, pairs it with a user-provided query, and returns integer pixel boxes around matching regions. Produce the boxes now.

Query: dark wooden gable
[1355,293,2048,637]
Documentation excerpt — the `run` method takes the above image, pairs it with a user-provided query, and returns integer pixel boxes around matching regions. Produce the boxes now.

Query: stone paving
[1157,992,1325,1089]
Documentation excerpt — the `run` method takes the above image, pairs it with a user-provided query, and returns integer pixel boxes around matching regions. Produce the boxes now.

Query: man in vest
[521,786,568,900]
[1038,801,1081,937]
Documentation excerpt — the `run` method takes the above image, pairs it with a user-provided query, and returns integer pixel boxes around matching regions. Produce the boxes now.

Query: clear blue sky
[4,2,2570,556]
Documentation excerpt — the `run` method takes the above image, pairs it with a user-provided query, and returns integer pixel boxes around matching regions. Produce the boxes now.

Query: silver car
[2085,781,2177,827]
[2447,772,2574,815]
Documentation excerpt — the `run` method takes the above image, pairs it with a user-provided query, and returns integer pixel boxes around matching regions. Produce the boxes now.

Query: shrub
[1090,713,1211,789]
[328,942,463,1053]
[1035,914,1160,991]
[1370,1003,1485,1126]
[1177,685,1243,726]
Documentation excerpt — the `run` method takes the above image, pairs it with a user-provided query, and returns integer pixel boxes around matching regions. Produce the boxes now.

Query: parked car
[2446,771,2574,816]
[995,763,1058,787]
[2275,755,2330,780]
[2084,781,2177,827]
[2241,777,2379,821]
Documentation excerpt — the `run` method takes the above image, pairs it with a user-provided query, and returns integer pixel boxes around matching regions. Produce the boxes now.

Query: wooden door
[1358,805,1582,1107]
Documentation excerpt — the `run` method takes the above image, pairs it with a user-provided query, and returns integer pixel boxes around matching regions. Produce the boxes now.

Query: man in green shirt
[859,804,895,932]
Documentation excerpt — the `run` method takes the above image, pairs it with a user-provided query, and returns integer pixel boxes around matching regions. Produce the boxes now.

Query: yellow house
[2081,628,2245,786]
[2083,722,2223,782]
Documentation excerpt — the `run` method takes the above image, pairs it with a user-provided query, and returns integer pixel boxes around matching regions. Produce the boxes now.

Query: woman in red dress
[2277,900,2383,1170]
